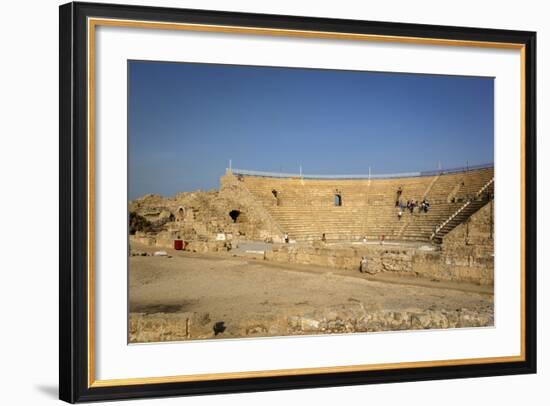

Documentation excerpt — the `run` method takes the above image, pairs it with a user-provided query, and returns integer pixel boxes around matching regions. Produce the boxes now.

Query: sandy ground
[129,246,493,340]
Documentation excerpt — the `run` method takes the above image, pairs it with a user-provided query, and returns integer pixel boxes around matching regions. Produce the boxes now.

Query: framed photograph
[59,1,536,403]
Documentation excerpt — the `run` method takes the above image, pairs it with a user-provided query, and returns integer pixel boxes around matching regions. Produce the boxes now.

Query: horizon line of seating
[229,162,493,181]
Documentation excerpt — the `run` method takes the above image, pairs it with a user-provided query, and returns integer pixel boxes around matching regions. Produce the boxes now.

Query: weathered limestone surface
[219,173,284,240]
[129,305,493,342]
[440,201,494,285]
[237,167,494,242]
[129,312,214,342]
[129,174,284,249]
[266,244,416,276]
[264,202,493,284]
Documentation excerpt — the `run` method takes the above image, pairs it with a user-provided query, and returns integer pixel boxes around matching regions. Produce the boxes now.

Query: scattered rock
[300,317,321,332]
[246,326,267,335]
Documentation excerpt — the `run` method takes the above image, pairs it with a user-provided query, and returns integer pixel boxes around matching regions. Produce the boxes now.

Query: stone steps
[240,167,493,242]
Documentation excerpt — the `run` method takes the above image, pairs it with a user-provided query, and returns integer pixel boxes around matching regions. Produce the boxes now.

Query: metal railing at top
[229,163,493,180]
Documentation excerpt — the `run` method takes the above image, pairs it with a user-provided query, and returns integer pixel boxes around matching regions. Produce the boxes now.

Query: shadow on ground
[35,384,58,399]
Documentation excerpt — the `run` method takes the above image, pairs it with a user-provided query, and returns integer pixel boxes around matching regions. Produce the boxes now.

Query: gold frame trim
[87,17,527,388]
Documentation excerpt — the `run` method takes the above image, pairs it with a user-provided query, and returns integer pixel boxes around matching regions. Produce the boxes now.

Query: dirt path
[129,248,493,342]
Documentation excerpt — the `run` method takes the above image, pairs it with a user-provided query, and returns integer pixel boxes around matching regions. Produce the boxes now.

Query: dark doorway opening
[229,210,241,223]
[176,207,185,222]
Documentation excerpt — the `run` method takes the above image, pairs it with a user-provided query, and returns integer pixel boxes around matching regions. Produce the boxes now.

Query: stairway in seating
[422,174,440,199]
[430,178,494,243]
[236,166,493,243]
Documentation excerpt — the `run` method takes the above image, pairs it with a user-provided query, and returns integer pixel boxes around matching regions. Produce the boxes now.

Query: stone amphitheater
[234,165,493,243]
[129,165,495,342]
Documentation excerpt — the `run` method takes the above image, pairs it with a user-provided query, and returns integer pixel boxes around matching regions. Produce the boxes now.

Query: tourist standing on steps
[396,187,403,207]
[397,208,403,220]
[321,233,326,242]
[284,233,289,243]
[422,199,430,213]
[409,200,416,214]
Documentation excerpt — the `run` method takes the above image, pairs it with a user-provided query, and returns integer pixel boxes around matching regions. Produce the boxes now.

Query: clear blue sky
[128,60,494,199]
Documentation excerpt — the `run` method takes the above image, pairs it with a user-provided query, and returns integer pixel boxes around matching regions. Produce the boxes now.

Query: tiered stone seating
[237,167,494,242]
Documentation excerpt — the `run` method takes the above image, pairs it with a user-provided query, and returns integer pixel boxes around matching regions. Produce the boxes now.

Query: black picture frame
[59,1,537,403]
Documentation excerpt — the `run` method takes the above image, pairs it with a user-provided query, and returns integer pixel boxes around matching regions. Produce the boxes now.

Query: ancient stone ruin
[129,166,494,342]
[130,165,494,285]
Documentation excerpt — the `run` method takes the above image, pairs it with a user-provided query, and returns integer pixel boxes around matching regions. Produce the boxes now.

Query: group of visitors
[396,198,430,220]
[418,199,430,213]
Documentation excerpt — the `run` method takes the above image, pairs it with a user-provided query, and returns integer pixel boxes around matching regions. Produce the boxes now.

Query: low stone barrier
[129,305,493,343]
[265,244,493,285]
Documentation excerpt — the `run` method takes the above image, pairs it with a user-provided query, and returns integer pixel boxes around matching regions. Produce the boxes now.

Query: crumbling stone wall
[219,172,284,240]
[267,241,492,285]
[266,244,416,275]
[129,304,493,342]
[129,175,284,248]
[439,201,494,284]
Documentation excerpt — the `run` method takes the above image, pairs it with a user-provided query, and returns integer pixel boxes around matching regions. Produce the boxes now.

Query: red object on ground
[174,239,184,250]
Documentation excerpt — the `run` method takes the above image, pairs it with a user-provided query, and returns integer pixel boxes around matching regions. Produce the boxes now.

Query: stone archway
[229,210,241,223]
[176,206,185,222]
